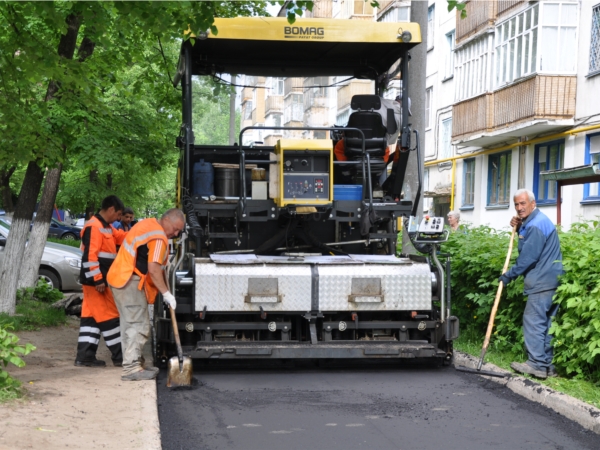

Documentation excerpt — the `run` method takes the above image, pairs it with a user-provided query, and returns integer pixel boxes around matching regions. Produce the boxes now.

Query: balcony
[284,77,304,95]
[265,95,283,115]
[452,75,576,147]
[336,81,373,111]
[456,0,496,44]
[497,0,526,17]
[242,87,253,102]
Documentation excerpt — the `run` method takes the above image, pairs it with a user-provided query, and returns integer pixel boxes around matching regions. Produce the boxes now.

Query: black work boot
[74,358,106,367]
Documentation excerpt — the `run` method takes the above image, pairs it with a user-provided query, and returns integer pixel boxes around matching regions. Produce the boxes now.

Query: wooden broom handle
[481,227,516,352]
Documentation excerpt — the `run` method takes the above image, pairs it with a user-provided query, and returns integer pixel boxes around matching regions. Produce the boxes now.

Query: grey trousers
[111,275,150,376]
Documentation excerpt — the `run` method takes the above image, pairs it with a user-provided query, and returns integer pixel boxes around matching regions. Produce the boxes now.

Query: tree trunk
[0,162,44,314]
[18,164,64,290]
[402,0,427,255]
[0,166,16,213]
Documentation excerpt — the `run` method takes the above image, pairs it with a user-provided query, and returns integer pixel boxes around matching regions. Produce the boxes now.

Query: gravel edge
[454,351,600,434]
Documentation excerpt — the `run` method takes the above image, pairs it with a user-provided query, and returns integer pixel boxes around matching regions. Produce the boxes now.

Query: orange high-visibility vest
[107,218,168,304]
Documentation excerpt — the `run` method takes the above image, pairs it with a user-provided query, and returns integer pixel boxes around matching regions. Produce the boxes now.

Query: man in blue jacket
[499,189,563,379]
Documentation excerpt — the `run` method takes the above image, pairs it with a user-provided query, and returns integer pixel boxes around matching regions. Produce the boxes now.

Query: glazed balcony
[452,75,576,147]
[336,81,373,111]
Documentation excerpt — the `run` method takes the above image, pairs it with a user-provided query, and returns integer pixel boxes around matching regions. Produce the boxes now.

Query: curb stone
[454,351,600,435]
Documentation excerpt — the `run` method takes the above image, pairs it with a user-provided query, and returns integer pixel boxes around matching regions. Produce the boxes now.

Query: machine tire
[38,268,61,290]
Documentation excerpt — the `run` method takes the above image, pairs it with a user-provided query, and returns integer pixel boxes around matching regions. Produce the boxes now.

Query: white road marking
[346,423,365,427]
[242,424,262,427]
[453,392,467,396]
[270,430,293,434]
[226,426,237,429]
[432,408,449,411]
[325,423,337,427]
[365,415,380,419]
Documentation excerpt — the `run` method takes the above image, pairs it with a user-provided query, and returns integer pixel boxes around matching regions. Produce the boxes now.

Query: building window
[590,5,600,74]
[584,133,600,200]
[267,77,284,96]
[439,117,453,160]
[244,101,253,120]
[487,151,512,206]
[540,2,578,73]
[304,76,329,109]
[495,3,539,87]
[445,30,455,80]
[427,5,435,50]
[455,34,491,101]
[462,158,475,207]
[425,87,432,129]
[284,93,303,123]
[336,108,350,126]
[533,140,564,204]
[379,4,410,23]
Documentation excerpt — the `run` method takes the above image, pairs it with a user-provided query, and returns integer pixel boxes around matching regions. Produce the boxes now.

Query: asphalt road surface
[157,361,598,450]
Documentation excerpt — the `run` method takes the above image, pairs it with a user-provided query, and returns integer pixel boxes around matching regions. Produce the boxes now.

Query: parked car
[75,218,86,227]
[48,218,81,240]
[0,218,82,292]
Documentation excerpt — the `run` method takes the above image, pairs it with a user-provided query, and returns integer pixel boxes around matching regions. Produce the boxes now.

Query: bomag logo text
[284,26,325,39]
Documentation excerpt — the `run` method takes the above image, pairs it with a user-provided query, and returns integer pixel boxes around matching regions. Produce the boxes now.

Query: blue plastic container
[193,159,214,196]
[334,185,363,201]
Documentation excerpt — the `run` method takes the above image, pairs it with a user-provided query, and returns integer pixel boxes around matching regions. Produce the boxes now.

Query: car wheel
[62,233,77,241]
[38,268,61,290]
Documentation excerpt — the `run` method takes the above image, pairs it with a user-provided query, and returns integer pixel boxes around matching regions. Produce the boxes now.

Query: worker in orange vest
[107,208,185,381]
[75,195,128,367]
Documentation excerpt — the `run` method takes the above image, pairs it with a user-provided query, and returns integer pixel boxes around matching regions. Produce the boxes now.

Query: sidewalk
[0,317,161,450]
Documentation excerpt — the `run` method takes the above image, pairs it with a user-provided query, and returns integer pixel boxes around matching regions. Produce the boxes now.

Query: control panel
[271,139,333,207]
[418,216,445,234]
[284,174,330,199]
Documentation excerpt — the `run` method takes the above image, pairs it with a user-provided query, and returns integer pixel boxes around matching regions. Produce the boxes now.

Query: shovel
[166,305,193,387]
[456,227,516,378]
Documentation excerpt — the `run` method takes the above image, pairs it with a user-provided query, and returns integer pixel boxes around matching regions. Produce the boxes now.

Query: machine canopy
[179,17,421,80]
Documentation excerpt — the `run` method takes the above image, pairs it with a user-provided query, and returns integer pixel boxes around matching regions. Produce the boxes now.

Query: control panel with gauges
[269,139,333,207]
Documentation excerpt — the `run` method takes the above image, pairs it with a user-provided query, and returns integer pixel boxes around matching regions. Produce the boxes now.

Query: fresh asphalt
[157,361,599,450]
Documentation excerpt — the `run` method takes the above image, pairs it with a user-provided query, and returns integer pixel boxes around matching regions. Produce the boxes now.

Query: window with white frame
[534,140,564,204]
[267,77,284,96]
[379,4,410,23]
[495,2,578,87]
[540,2,578,73]
[589,4,600,74]
[336,108,350,126]
[455,34,491,101]
[284,93,303,123]
[584,133,600,200]
[445,30,455,80]
[427,5,435,50]
[487,152,512,206]
[462,158,475,207]
[495,3,539,87]
[439,117,453,160]
[425,87,432,129]
[243,101,253,120]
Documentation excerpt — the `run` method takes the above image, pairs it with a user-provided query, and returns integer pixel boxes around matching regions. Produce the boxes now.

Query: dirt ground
[0,317,161,450]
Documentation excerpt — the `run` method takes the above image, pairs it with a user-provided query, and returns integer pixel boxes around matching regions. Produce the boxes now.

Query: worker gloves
[498,274,511,286]
[162,291,177,310]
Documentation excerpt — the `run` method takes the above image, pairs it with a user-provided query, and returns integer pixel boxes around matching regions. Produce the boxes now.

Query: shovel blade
[166,356,193,387]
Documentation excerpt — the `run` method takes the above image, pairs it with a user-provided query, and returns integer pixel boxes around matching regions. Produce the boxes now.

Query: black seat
[343,95,390,180]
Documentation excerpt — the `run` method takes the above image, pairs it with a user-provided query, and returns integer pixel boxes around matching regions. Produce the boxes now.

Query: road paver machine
[155,16,459,364]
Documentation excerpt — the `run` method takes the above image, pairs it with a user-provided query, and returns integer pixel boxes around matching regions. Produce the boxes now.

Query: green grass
[0,298,68,332]
[455,327,600,409]
[47,237,80,248]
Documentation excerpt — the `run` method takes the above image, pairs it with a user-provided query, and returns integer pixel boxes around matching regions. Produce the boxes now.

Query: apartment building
[425,0,600,229]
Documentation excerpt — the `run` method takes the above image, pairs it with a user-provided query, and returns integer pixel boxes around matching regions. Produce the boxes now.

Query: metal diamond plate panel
[195,263,312,312]
[318,263,432,311]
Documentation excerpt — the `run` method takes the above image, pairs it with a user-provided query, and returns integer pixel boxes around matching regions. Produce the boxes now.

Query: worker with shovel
[107,208,185,381]
[499,189,563,379]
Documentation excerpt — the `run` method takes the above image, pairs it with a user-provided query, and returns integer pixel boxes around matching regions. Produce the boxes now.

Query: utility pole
[229,74,237,145]
[402,0,428,254]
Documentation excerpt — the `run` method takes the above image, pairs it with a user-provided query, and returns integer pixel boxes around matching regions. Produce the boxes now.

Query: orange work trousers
[81,284,120,323]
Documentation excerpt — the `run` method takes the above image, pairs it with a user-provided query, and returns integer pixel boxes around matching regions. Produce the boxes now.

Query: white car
[0,218,82,291]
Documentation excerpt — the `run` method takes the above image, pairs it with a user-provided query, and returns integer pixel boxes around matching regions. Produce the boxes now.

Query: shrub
[0,325,36,402]
[550,222,600,382]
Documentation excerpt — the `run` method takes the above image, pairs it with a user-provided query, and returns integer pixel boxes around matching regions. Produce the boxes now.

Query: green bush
[442,225,526,353]
[0,281,67,332]
[444,223,600,383]
[47,237,80,248]
[550,222,600,382]
[0,325,36,402]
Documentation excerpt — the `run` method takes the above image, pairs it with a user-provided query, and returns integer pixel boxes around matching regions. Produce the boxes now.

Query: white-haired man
[499,189,563,379]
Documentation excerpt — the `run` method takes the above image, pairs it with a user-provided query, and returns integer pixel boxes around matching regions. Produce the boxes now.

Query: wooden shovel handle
[481,227,516,353]
[169,305,184,364]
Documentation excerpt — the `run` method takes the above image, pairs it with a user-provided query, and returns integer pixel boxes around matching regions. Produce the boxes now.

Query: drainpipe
[450,158,456,211]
